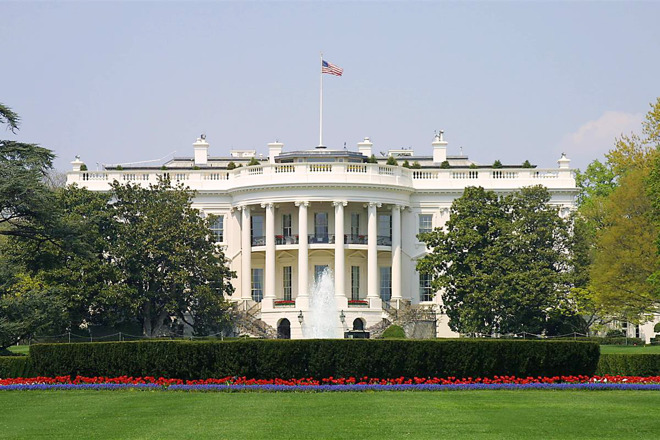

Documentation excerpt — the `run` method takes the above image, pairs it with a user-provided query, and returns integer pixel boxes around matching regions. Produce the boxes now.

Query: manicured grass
[6,345,29,355]
[0,390,658,439]
[600,344,660,354]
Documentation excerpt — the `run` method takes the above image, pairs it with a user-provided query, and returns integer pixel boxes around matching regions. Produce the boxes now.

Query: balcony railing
[308,234,332,244]
[377,236,392,246]
[275,235,300,245]
[346,234,367,244]
[251,236,265,246]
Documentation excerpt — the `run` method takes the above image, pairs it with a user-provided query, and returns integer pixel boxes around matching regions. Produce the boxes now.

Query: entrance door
[277,319,291,339]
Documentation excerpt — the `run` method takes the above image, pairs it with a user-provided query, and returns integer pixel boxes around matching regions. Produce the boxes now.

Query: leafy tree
[410,161,421,169]
[247,157,260,166]
[522,160,533,168]
[492,160,503,168]
[417,186,571,335]
[439,160,450,169]
[227,161,237,170]
[108,178,235,336]
[367,154,378,164]
[386,155,398,166]
[402,160,411,168]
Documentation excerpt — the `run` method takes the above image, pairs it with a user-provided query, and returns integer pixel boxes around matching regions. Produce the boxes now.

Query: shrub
[492,160,503,168]
[439,160,450,169]
[381,325,406,339]
[596,354,660,376]
[0,356,32,378]
[386,156,398,166]
[654,322,660,333]
[402,160,411,168]
[227,161,237,170]
[410,161,421,169]
[522,160,532,168]
[606,329,625,338]
[29,339,599,380]
[551,336,643,346]
[367,155,378,164]
[79,163,88,171]
[247,157,260,166]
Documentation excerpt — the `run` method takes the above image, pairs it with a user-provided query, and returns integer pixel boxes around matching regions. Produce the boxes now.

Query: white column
[391,204,402,301]
[240,206,252,301]
[264,203,276,299]
[334,201,347,298]
[367,202,380,298]
[296,201,309,298]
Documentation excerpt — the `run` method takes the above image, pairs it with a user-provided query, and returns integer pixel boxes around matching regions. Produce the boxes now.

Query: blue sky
[2,1,659,172]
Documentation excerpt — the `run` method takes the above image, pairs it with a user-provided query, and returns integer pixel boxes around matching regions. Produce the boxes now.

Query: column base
[260,298,274,311]
[295,296,309,310]
[368,297,382,309]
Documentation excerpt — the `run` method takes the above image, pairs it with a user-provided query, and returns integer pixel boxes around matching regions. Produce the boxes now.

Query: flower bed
[2,375,660,391]
[347,300,369,306]
[273,300,295,307]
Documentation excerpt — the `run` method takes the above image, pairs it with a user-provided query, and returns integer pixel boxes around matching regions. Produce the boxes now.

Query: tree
[417,186,571,335]
[108,178,234,336]
[386,155,398,166]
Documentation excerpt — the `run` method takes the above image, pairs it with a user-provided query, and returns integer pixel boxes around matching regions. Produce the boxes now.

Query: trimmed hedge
[0,356,32,378]
[28,339,599,379]
[551,337,643,346]
[596,354,660,376]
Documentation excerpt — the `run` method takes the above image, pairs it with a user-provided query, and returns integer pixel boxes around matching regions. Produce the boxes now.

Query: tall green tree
[108,178,234,337]
[417,185,571,335]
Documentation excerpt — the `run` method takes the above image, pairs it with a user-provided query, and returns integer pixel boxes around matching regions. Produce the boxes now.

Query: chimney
[71,155,85,171]
[432,131,448,163]
[193,135,209,166]
[268,141,284,164]
[558,153,571,169]
[357,137,373,158]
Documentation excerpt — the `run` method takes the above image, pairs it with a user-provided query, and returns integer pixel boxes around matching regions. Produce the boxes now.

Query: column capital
[294,201,309,207]
[238,204,252,212]
[332,201,348,207]
[260,202,275,209]
[392,204,407,211]
[364,202,382,208]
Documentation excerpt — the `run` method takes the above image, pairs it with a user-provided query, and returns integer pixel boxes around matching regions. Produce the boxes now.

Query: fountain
[302,267,342,338]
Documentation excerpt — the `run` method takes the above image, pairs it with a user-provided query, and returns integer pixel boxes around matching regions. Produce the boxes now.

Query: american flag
[321,60,343,76]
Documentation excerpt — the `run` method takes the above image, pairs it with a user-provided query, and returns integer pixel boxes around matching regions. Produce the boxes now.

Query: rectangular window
[378,214,392,238]
[351,213,360,236]
[210,215,224,242]
[251,215,264,246]
[283,266,292,301]
[351,266,360,300]
[379,266,392,301]
[282,214,292,237]
[419,273,433,302]
[314,265,329,283]
[251,268,264,302]
[419,214,433,234]
[314,212,328,242]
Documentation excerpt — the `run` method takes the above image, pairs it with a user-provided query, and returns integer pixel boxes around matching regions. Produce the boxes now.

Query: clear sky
[2,1,659,172]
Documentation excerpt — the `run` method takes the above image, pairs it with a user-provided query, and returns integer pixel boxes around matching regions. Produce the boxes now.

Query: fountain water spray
[303,267,341,338]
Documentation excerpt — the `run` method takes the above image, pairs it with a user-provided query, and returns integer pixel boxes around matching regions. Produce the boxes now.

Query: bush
[386,156,398,166]
[550,336,643,346]
[381,325,406,339]
[439,160,450,169]
[0,356,32,378]
[492,160,503,168]
[654,322,660,333]
[29,339,599,379]
[606,329,625,338]
[596,354,660,376]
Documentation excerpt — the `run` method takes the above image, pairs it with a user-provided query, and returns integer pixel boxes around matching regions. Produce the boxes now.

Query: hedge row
[0,356,32,378]
[596,354,660,376]
[28,339,599,380]
[550,337,644,346]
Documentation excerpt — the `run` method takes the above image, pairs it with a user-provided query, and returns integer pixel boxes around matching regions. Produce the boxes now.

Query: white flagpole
[319,52,323,147]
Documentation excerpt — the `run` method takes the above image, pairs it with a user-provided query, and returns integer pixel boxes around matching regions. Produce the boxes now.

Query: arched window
[353,318,364,331]
[277,318,291,339]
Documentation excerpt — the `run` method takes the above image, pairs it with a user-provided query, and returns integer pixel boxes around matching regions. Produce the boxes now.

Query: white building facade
[67,134,580,339]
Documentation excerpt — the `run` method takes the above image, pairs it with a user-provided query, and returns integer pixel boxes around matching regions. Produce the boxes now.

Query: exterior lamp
[339,310,346,323]
[298,310,304,325]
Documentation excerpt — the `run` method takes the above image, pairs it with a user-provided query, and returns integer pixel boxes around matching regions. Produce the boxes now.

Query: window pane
[378,215,392,238]
[419,273,433,302]
[351,213,360,236]
[314,212,328,237]
[351,266,360,300]
[251,215,264,237]
[282,214,292,237]
[419,214,433,234]
[252,268,264,302]
[379,266,391,301]
[210,215,224,242]
[283,266,292,301]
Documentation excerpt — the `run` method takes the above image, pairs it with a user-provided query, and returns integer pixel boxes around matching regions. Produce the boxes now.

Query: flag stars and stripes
[322,60,343,76]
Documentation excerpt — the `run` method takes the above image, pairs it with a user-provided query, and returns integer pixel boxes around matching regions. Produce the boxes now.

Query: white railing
[69,164,575,192]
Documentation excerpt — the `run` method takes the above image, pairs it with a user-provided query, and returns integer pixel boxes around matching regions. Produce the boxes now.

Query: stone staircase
[376,301,438,338]
[231,302,277,339]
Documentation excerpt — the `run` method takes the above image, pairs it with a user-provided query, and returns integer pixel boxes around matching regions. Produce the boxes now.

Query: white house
[67,133,583,340]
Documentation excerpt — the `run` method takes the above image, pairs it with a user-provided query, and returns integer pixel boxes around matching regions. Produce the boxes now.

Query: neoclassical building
[67,133,578,339]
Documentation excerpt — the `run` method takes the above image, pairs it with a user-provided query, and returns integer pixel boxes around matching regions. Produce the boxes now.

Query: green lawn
[600,344,660,354]
[5,345,29,355]
[0,390,658,439]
